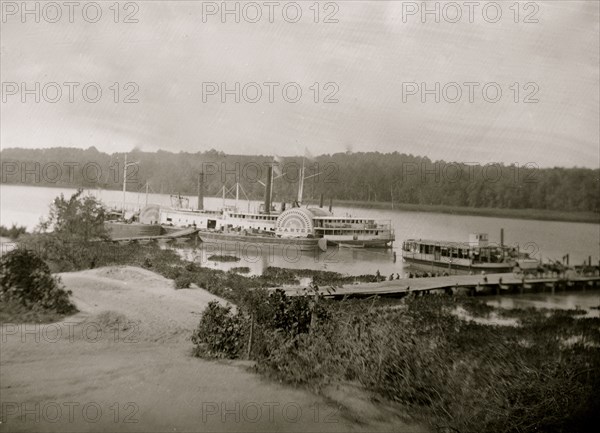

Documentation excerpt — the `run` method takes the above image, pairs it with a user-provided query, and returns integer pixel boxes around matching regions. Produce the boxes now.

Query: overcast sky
[1,0,599,167]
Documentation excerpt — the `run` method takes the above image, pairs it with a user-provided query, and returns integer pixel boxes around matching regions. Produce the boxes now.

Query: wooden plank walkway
[277,273,600,297]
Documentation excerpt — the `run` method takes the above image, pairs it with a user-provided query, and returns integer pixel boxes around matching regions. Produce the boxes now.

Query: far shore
[304,198,600,225]
[2,182,598,224]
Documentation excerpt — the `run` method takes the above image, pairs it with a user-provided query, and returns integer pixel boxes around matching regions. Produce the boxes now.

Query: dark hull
[198,231,323,251]
[403,256,514,274]
[328,239,394,248]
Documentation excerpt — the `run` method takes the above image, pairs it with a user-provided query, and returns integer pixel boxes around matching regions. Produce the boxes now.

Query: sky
[1,0,599,168]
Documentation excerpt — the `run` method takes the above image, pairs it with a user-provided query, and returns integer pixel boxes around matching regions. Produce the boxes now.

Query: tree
[38,189,108,242]
[28,189,109,270]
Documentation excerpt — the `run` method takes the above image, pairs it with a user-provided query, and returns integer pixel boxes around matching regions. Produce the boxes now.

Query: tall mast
[270,167,274,205]
[297,157,305,204]
[122,154,127,214]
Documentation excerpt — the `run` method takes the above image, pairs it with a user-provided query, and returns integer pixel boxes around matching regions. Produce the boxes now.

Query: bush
[191,301,246,358]
[174,273,192,289]
[142,256,153,269]
[0,248,77,315]
[207,254,240,262]
[0,224,27,239]
[191,285,331,360]
[230,266,250,274]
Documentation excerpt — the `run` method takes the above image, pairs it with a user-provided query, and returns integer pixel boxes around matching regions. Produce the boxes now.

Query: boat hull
[328,238,393,248]
[403,256,514,274]
[198,231,323,251]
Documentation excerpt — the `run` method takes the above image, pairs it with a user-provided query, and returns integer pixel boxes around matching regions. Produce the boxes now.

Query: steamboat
[135,163,395,249]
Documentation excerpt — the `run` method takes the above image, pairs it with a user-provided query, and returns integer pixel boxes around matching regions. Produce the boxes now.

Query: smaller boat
[402,232,538,274]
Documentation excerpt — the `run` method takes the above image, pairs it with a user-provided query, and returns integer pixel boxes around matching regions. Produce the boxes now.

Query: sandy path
[1,266,426,432]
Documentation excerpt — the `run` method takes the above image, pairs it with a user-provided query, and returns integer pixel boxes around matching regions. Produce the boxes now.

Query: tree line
[1,147,598,213]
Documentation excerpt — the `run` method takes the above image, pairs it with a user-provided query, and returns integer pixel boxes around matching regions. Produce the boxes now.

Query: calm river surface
[2,184,599,278]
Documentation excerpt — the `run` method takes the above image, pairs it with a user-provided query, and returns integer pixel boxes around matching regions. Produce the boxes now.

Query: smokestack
[500,228,504,248]
[264,165,273,214]
[197,172,204,210]
[319,193,324,208]
[328,197,333,213]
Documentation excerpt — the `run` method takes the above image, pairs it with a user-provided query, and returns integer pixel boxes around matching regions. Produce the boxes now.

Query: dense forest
[1,147,598,214]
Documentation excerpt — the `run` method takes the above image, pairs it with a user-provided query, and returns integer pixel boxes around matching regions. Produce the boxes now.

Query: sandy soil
[1,266,426,432]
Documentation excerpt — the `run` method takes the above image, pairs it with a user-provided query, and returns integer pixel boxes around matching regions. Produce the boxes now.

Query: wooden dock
[277,272,600,298]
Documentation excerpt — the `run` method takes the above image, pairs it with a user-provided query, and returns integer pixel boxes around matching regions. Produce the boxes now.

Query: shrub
[174,273,192,289]
[191,301,246,358]
[142,256,153,269]
[0,248,76,314]
[230,266,250,274]
[207,254,240,262]
[0,224,27,240]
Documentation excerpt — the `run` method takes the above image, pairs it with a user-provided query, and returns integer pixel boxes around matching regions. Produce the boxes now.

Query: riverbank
[305,198,600,224]
[2,183,598,224]
[0,265,427,432]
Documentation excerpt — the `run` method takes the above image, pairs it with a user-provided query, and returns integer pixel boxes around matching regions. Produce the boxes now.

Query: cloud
[1,1,598,168]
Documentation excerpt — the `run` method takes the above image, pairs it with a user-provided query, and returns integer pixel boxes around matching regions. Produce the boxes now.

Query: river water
[1,184,599,278]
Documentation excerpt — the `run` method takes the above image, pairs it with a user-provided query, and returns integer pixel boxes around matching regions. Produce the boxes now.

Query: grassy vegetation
[303,198,600,224]
[192,290,600,433]
[0,300,68,324]
[230,266,251,274]
[0,224,27,240]
[7,228,599,431]
[0,249,78,324]
[207,254,241,262]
